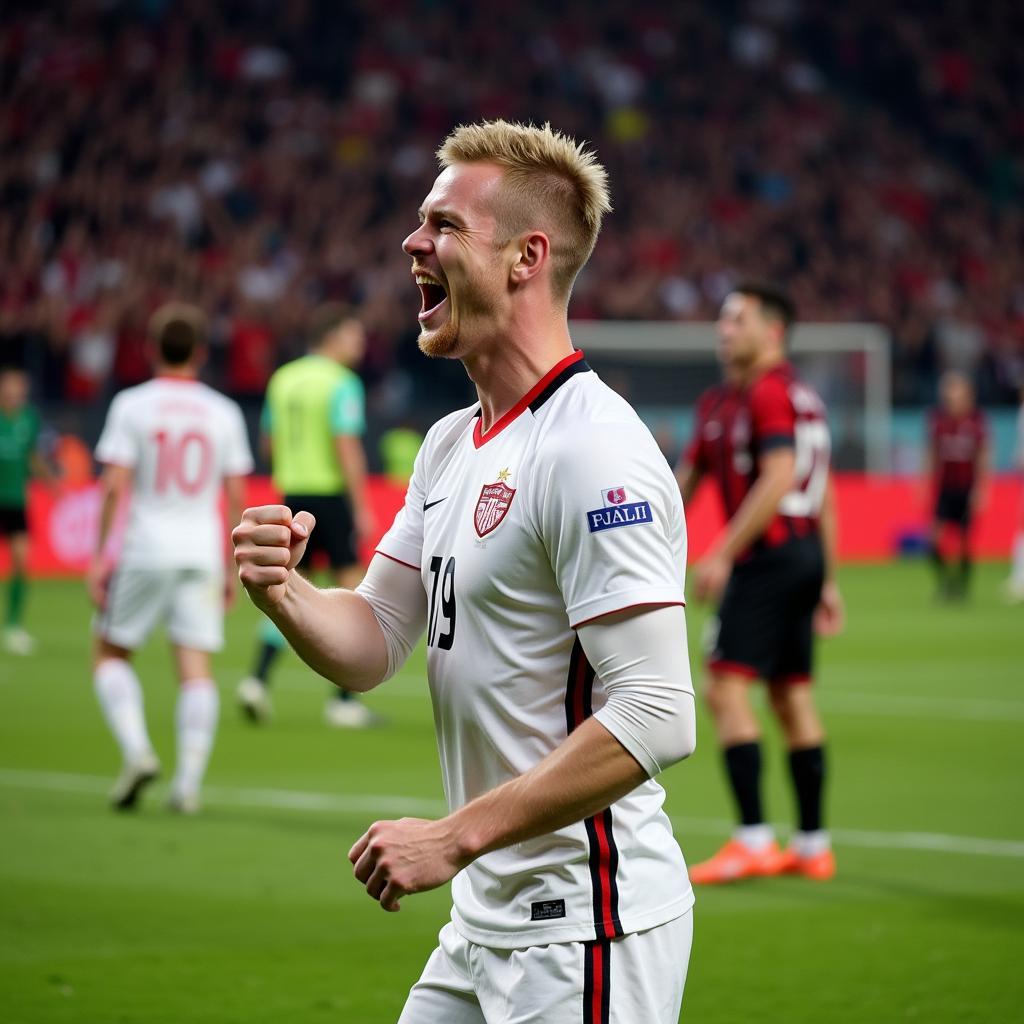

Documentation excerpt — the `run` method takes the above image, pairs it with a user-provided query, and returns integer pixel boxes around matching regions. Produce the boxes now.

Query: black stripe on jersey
[565,635,623,941]
[528,358,591,414]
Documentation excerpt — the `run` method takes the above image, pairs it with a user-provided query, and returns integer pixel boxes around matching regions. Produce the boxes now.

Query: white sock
[792,830,831,857]
[173,681,219,797]
[94,659,155,763]
[735,824,775,851]
[1012,533,1024,586]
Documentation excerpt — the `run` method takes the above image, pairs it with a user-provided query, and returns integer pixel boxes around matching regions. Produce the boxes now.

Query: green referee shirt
[0,405,39,508]
[261,354,366,496]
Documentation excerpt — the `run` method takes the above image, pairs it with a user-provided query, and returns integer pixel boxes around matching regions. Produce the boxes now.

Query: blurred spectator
[0,0,1020,410]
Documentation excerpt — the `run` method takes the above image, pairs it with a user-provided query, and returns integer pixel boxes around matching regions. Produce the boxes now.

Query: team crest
[606,486,627,505]
[475,479,516,537]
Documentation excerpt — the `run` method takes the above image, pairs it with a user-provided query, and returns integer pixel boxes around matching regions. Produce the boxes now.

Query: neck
[462,307,574,431]
[747,348,785,381]
[157,363,197,380]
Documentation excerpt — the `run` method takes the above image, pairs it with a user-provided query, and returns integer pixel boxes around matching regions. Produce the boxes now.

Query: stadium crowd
[0,0,1021,410]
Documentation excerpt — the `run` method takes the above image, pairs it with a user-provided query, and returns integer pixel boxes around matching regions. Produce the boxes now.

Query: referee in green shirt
[237,304,377,728]
[0,367,53,655]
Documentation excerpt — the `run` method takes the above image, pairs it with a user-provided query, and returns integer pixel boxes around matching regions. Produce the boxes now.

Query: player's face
[941,374,972,415]
[717,292,766,368]
[0,371,28,413]
[402,163,510,359]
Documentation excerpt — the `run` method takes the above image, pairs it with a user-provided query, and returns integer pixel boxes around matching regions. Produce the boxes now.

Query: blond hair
[437,120,612,300]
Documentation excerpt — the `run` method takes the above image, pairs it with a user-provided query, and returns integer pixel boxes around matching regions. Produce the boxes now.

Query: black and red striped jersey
[929,408,987,492]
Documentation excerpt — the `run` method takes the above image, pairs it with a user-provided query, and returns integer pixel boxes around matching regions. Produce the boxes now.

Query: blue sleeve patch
[587,500,654,533]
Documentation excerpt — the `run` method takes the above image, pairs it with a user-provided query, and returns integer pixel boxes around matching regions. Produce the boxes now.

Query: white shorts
[398,910,693,1024]
[95,567,224,653]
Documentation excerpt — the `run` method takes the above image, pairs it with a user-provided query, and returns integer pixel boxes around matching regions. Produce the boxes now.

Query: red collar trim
[472,350,585,449]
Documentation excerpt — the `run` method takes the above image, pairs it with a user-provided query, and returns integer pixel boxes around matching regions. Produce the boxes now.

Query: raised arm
[232,505,425,691]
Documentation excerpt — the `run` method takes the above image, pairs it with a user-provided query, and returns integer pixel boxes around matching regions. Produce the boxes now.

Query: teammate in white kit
[90,303,253,813]
[233,121,697,1023]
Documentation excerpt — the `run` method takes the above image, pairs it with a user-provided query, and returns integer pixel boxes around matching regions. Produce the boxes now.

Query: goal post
[568,321,892,473]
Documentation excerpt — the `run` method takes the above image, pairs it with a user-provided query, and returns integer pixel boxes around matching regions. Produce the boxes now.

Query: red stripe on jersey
[374,550,420,571]
[472,350,585,448]
[570,600,685,630]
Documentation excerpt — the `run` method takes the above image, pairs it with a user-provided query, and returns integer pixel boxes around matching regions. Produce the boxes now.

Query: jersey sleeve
[374,433,428,571]
[534,422,687,628]
[94,394,137,468]
[329,376,366,436]
[749,374,795,452]
[223,402,255,476]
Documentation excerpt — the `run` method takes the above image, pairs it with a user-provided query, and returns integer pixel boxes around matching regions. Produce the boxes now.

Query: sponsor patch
[587,500,653,533]
[531,899,566,921]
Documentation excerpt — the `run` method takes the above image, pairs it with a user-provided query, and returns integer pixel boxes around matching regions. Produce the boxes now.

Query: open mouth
[415,273,449,322]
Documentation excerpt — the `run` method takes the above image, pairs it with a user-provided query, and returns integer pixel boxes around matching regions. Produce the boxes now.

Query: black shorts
[0,505,28,536]
[708,534,825,685]
[935,488,971,528]
[285,493,358,571]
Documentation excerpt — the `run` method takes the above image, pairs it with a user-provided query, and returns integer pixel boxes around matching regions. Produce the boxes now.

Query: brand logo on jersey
[531,899,566,921]
[474,480,516,537]
[587,500,653,533]
[606,486,627,505]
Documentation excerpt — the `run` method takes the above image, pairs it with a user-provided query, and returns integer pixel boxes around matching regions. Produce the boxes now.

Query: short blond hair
[437,120,612,300]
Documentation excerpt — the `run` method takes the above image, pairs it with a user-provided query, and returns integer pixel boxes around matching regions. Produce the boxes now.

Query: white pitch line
[2,768,1023,861]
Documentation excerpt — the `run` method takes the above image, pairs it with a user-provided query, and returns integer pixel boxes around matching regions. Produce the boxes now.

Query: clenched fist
[232,505,316,611]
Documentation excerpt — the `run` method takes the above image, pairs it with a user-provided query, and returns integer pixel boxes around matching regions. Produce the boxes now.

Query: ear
[509,231,550,286]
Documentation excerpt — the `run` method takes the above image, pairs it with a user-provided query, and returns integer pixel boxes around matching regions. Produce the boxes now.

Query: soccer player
[89,304,253,813]
[689,282,843,884]
[233,121,697,1023]
[924,371,989,601]
[0,367,55,655]
[236,303,376,728]
[675,361,745,509]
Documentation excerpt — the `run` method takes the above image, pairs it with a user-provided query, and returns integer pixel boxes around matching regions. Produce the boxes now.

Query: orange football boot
[689,839,785,885]
[771,846,836,880]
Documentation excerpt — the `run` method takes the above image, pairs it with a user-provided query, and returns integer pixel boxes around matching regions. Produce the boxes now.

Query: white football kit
[375,351,694,1020]
[94,377,253,651]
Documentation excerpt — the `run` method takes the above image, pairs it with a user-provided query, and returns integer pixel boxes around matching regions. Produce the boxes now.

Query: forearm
[267,572,389,691]
[711,458,793,561]
[94,487,120,557]
[450,717,648,863]
[337,436,370,511]
[224,478,245,567]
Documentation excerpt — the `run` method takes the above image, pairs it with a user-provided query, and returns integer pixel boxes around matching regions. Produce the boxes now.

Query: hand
[232,505,315,612]
[813,580,845,636]
[348,817,468,913]
[693,551,732,604]
[86,556,112,609]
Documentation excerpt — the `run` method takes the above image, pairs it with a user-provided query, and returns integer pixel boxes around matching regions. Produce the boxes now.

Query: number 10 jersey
[376,351,694,948]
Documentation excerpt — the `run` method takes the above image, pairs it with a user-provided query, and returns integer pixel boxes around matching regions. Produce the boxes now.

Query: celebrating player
[0,367,56,655]
[233,121,698,1023]
[237,303,376,728]
[90,304,253,813]
[924,371,989,601]
[689,282,843,884]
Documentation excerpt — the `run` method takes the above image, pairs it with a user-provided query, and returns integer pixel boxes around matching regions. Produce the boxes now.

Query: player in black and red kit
[686,282,843,884]
[924,371,989,601]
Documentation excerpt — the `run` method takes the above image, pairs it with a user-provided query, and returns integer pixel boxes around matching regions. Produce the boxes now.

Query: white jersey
[376,352,693,948]
[95,377,253,571]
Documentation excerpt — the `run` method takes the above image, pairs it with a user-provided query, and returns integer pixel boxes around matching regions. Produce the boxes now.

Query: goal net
[568,321,892,473]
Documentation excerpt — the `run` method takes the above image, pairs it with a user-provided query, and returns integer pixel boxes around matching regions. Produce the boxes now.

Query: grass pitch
[1,562,1022,1023]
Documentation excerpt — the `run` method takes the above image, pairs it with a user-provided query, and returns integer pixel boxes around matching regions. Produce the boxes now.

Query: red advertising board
[1,474,1020,576]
